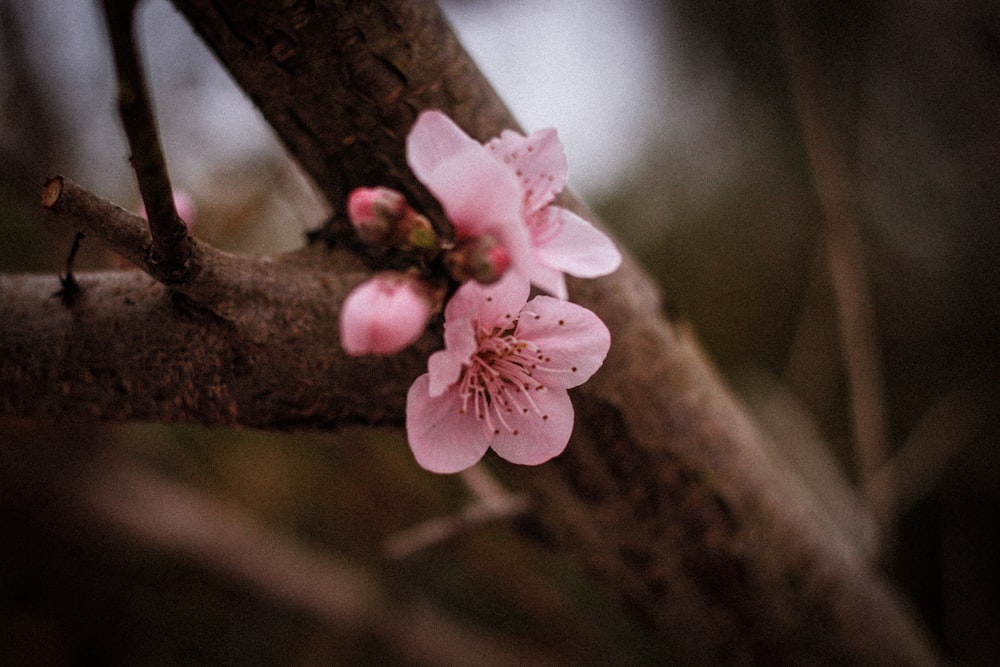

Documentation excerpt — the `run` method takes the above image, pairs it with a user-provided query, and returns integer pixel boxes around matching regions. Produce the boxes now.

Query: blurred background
[1,0,998,664]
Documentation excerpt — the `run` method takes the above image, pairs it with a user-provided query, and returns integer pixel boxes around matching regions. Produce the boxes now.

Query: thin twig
[100,0,191,282]
[460,464,509,499]
[57,231,85,306]
[867,386,984,534]
[385,465,531,559]
[43,176,152,269]
[774,1,890,513]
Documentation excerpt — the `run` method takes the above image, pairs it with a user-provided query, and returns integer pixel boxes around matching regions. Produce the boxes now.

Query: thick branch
[0,0,940,663]
[7,179,433,427]
[157,1,937,663]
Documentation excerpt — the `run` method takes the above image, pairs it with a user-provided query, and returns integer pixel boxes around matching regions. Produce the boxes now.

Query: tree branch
[0,0,941,663]
[7,177,434,428]
[77,459,562,667]
[773,0,891,511]
[100,0,192,281]
[159,1,938,663]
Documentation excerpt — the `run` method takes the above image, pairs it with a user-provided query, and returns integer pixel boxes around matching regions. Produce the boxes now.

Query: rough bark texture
[5,177,430,427]
[0,0,940,664]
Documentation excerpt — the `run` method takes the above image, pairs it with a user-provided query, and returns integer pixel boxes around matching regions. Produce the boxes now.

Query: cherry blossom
[346,186,406,244]
[406,111,532,282]
[405,273,611,473]
[486,127,622,299]
[339,272,436,356]
[406,110,621,298]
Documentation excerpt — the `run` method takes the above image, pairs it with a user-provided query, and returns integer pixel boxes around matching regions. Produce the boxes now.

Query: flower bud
[347,186,440,253]
[347,187,405,244]
[339,273,437,356]
[444,235,511,284]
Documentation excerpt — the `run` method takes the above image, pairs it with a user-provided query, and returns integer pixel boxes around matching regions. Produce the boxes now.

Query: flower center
[456,318,550,437]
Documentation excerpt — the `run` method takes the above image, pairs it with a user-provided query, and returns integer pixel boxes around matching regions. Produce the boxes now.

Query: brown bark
[0,0,940,664]
[4,177,429,427]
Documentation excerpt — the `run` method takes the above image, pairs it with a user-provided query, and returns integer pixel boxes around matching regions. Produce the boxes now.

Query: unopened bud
[397,210,439,253]
[444,235,511,284]
[339,272,438,356]
[347,186,440,253]
[347,187,406,244]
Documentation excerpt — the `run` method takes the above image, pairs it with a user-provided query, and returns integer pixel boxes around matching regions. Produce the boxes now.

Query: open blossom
[406,110,532,282]
[487,127,622,298]
[340,273,435,356]
[406,110,621,298]
[405,273,611,473]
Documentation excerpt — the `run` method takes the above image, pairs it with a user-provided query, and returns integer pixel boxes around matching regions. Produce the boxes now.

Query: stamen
[457,319,557,439]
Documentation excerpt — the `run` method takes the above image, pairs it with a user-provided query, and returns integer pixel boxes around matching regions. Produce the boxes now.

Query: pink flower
[487,127,622,299]
[405,273,611,473]
[340,273,435,356]
[406,111,532,281]
[406,110,621,298]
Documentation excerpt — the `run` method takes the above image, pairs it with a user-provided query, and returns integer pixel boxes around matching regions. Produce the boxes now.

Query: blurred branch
[78,459,561,667]
[385,466,530,559]
[100,0,192,281]
[867,386,985,533]
[774,1,890,510]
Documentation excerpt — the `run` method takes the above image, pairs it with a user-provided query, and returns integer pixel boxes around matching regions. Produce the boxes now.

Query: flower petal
[487,128,568,214]
[489,387,574,465]
[406,375,491,473]
[426,344,467,397]
[526,262,568,300]
[406,110,481,180]
[448,272,530,331]
[533,207,622,279]
[339,275,433,356]
[515,296,611,388]
[421,147,524,239]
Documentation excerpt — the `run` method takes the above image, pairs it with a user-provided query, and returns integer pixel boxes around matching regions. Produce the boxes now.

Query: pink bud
[340,273,435,356]
[347,187,441,252]
[347,187,405,243]
[444,235,511,284]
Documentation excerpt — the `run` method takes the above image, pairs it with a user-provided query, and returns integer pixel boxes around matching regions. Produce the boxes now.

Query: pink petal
[406,374,491,473]
[487,128,568,215]
[427,318,474,397]
[532,207,623,279]
[457,272,531,330]
[489,387,574,465]
[339,275,433,356]
[406,111,481,180]
[515,296,611,389]
[416,145,524,240]
[526,262,568,300]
